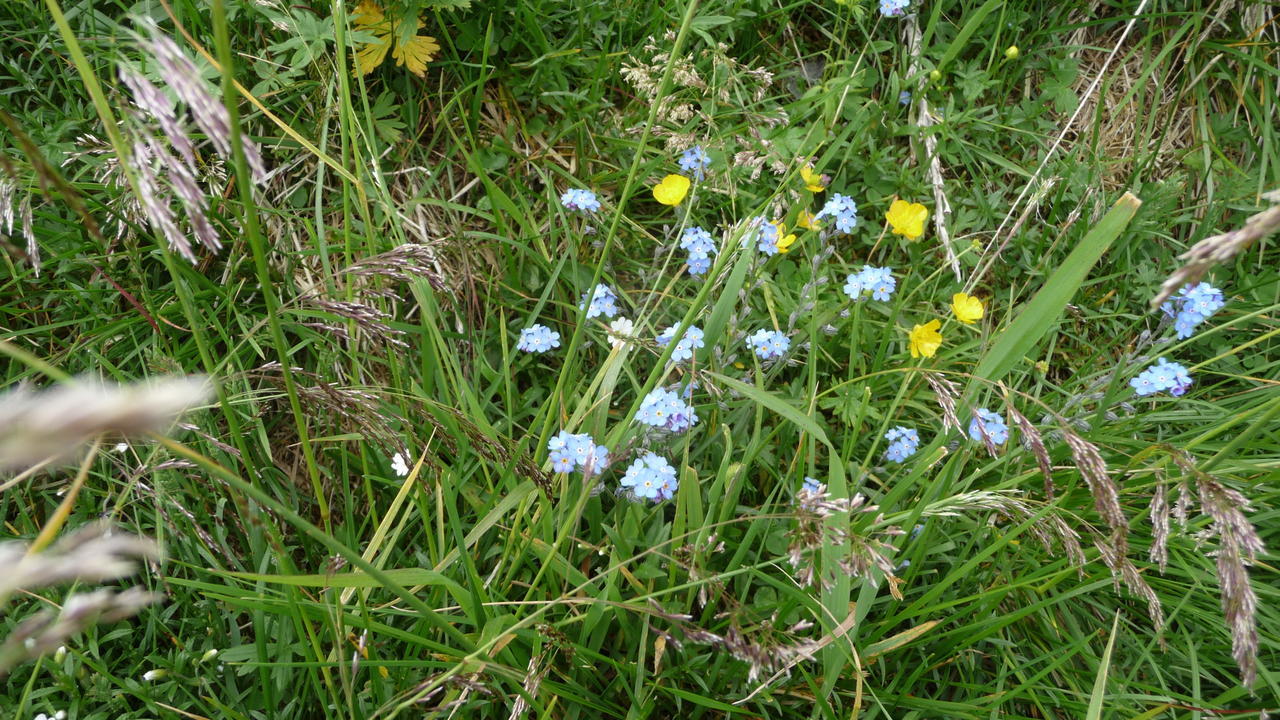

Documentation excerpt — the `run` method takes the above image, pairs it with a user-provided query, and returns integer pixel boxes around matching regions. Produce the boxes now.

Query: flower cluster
[801,476,823,494]
[843,265,896,302]
[815,193,858,234]
[883,426,919,463]
[678,145,711,179]
[1130,357,1193,397]
[749,329,791,360]
[517,324,561,353]
[968,409,1008,445]
[560,188,600,213]
[1161,282,1225,339]
[636,388,699,433]
[680,226,717,276]
[580,284,620,319]
[548,431,609,475]
[620,452,679,501]
[657,324,705,363]
[879,0,910,16]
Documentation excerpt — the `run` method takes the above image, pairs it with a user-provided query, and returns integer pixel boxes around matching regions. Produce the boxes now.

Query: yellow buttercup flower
[886,199,928,241]
[795,209,819,230]
[950,293,984,324]
[800,165,827,193]
[908,319,942,358]
[775,222,798,253]
[652,174,691,206]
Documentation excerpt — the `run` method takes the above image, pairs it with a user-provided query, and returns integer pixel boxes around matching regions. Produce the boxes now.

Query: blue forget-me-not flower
[560,188,600,213]
[748,329,791,360]
[678,146,711,180]
[547,431,609,476]
[883,426,920,463]
[815,193,859,234]
[843,265,896,302]
[1160,282,1225,339]
[580,284,620,319]
[621,452,679,501]
[516,324,561,353]
[1130,357,1193,397]
[636,388,699,433]
[968,409,1008,445]
[657,324,705,363]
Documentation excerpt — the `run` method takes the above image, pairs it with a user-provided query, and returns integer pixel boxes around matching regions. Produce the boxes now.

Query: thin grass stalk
[210,0,329,527]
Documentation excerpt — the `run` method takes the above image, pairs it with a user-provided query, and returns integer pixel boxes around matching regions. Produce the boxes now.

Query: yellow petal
[886,199,929,241]
[950,293,984,324]
[777,233,798,253]
[908,319,942,358]
[795,209,818,229]
[652,174,691,206]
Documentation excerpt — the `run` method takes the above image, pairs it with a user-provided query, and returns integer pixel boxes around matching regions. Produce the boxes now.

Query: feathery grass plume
[647,602,822,686]
[306,297,408,349]
[146,33,267,183]
[0,376,210,469]
[922,490,1086,570]
[0,587,160,678]
[1169,450,1263,687]
[787,487,901,590]
[1060,428,1127,541]
[1058,427,1163,628]
[922,371,962,434]
[62,134,151,241]
[0,525,159,600]
[1007,404,1054,498]
[0,525,160,677]
[0,176,37,274]
[1151,190,1280,309]
[1149,475,1170,573]
[128,137,195,262]
[342,243,446,291]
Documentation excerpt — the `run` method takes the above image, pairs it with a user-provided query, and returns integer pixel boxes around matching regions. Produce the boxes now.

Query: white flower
[607,317,635,348]
[390,452,410,477]
[113,442,128,453]
[142,669,166,682]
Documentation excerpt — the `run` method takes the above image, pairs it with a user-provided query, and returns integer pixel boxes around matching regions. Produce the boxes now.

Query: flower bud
[1005,45,1020,60]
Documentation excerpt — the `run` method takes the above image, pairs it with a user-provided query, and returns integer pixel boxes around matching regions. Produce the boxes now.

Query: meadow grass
[1,0,1278,718]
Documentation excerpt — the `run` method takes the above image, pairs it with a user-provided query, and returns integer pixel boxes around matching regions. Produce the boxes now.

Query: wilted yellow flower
[886,199,928,241]
[352,1,439,77]
[800,165,827,193]
[950,293,984,324]
[908,319,942,358]
[652,174,691,206]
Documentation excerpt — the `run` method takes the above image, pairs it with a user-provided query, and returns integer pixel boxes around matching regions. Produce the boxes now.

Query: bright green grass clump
[1,0,1277,718]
